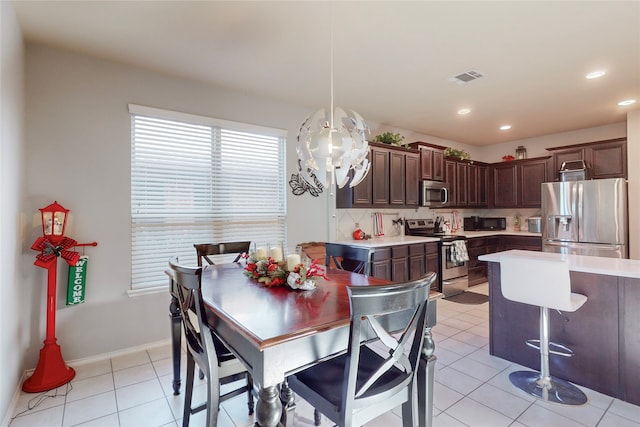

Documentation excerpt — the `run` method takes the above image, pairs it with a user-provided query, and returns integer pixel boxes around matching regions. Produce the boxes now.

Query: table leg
[254,386,283,427]
[418,325,436,427]
[169,289,182,396]
[279,380,296,427]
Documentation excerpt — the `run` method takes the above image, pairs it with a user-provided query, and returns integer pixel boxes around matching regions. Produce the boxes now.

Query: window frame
[128,104,287,292]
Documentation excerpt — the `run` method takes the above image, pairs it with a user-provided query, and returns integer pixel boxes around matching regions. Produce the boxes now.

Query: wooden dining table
[168,262,441,427]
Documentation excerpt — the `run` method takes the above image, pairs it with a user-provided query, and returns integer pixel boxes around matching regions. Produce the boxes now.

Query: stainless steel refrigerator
[541,178,628,258]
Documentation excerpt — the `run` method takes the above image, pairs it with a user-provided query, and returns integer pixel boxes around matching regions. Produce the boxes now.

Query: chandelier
[296,6,370,190]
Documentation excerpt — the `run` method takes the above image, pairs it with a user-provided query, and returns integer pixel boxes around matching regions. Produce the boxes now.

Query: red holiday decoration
[23,201,97,393]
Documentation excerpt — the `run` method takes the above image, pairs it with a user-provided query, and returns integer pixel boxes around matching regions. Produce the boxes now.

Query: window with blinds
[129,104,287,290]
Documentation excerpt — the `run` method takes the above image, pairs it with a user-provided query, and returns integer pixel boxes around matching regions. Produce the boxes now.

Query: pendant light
[296,4,370,190]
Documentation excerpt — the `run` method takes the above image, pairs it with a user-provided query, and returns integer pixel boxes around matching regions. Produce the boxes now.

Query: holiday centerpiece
[244,252,328,290]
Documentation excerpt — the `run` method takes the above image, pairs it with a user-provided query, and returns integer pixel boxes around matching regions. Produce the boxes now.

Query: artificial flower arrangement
[243,254,328,290]
[502,154,515,161]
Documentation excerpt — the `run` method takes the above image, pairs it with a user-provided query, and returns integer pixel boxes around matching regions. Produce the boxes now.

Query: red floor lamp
[23,201,97,393]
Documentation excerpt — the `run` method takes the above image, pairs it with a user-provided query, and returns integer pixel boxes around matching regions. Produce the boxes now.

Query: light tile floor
[9,283,640,427]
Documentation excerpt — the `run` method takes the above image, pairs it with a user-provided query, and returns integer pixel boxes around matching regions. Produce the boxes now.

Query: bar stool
[500,254,588,405]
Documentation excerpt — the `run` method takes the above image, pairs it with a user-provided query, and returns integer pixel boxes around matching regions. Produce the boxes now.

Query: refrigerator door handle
[576,182,583,242]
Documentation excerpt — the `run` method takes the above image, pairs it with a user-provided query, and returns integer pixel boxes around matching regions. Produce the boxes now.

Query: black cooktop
[405,219,466,241]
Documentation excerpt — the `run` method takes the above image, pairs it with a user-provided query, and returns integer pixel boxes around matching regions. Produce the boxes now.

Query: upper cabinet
[408,142,446,181]
[547,138,627,180]
[444,158,489,208]
[337,137,626,210]
[336,143,420,208]
[490,157,551,208]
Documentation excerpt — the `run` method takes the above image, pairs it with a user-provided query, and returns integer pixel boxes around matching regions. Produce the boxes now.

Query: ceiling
[12,1,640,146]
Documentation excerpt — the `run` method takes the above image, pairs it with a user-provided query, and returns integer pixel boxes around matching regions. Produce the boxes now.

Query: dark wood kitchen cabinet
[467,236,499,286]
[547,137,627,180]
[499,235,542,252]
[425,242,439,278]
[370,245,408,282]
[389,151,405,205]
[467,163,488,207]
[491,162,517,207]
[391,245,408,282]
[372,146,390,205]
[445,158,489,208]
[518,157,550,207]
[370,247,391,280]
[409,242,439,284]
[408,141,446,181]
[336,143,420,208]
[405,151,420,206]
[408,244,426,280]
[491,156,551,208]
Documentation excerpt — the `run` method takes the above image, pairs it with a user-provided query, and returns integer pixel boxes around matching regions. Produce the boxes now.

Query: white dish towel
[374,212,385,236]
[450,240,469,263]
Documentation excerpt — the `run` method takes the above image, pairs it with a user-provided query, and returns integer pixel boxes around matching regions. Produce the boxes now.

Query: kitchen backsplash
[336,207,542,240]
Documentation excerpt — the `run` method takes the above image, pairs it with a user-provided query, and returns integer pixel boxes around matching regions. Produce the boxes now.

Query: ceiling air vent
[449,69,484,85]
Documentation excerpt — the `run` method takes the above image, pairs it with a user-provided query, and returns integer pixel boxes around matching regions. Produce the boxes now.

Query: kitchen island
[479,250,640,405]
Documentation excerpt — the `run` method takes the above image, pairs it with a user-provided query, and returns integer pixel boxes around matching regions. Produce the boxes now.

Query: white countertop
[332,235,441,248]
[479,250,640,279]
[332,230,541,248]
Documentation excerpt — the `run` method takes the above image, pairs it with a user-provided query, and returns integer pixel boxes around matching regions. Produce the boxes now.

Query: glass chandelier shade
[296,106,370,190]
[296,3,370,191]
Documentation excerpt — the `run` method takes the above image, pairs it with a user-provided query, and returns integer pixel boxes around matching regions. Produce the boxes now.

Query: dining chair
[169,257,253,427]
[324,242,371,275]
[194,241,251,266]
[288,272,436,427]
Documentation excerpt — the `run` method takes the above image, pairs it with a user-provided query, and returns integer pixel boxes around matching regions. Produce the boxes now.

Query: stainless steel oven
[440,239,468,297]
[405,218,468,297]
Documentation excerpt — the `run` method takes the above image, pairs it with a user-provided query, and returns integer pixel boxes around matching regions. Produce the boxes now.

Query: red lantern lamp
[24,201,97,393]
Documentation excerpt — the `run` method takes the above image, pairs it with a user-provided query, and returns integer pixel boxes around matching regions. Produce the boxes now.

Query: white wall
[22,44,330,368]
[0,1,26,422]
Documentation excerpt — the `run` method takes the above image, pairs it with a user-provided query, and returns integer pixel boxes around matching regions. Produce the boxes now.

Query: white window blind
[129,104,287,290]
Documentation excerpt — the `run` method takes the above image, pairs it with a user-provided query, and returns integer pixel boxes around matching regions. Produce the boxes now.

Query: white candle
[270,246,283,262]
[286,254,301,271]
[255,247,268,260]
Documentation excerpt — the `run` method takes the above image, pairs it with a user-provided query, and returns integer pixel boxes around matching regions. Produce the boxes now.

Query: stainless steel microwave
[421,180,449,207]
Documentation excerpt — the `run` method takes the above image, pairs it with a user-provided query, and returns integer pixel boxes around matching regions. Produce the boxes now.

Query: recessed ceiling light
[618,99,637,106]
[586,70,606,79]
[457,108,471,115]
[500,125,511,131]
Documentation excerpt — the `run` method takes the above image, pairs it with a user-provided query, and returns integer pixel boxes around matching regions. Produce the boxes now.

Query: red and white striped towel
[374,212,385,236]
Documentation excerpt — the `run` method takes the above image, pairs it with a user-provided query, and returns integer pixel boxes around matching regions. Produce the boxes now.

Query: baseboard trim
[4,339,172,427]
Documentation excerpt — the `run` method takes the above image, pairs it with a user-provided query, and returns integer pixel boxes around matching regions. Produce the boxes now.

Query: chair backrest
[168,257,218,374]
[342,272,436,416]
[499,254,577,311]
[296,241,327,264]
[325,242,371,275]
[194,241,251,266]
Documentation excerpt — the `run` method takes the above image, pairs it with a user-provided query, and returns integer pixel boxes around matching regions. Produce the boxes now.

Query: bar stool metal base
[509,371,587,406]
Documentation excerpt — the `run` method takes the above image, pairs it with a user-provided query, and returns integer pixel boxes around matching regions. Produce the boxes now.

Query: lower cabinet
[468,235,541,286]
[372,246,408,282]
[467,237,499,286]
[370,242,439,283]
[499,235,542,251]
[408,244,426,280]
[371,248,391,281]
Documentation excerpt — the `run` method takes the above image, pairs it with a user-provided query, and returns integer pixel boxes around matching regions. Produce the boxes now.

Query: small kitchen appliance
[527,216,542,233]
[463,216,507,231]
[420,180,449,207]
